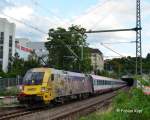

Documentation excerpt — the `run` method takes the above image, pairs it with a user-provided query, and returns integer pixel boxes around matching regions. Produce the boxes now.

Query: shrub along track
[0,86,129,120]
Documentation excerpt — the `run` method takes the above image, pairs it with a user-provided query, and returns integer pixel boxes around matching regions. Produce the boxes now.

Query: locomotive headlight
[41,87,47,92]
[19,85,24,91]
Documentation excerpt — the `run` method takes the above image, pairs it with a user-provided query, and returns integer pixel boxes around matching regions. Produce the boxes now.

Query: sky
[0,0,150,59]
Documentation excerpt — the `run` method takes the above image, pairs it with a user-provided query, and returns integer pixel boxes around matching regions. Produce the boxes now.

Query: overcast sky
[0,0,149,58]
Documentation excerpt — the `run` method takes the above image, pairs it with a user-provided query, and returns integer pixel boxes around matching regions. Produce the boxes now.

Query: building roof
[89,48,103,55]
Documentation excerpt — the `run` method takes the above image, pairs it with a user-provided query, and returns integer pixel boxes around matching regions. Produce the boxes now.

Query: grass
[80,88,150,120]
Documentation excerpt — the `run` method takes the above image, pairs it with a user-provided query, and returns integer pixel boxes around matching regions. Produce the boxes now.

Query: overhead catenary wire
[102,41,136,44]
[0,0,59,29]
[90,0,117,30]
[104,56,122,58]
[100,43,136,67]
[31,0,67,26]
[100,43,125,57]
[68,0,114,25]
[0,11,47,34]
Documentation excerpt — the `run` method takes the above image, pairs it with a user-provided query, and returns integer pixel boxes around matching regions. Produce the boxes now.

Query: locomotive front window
[23,72,44,85]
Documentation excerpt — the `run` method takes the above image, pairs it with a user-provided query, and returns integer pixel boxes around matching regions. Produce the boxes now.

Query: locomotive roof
[51,68,85,77]
[90,74,124,82]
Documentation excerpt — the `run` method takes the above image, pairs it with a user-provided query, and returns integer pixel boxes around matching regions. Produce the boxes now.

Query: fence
[0,77,23,90]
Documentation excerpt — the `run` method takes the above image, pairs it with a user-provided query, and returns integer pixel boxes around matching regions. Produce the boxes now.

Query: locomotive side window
[94,80,97,85]
[51,74,54,81]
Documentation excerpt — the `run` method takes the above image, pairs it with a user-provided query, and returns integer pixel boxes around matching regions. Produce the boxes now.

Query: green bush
[0,87,20,96]
[134,75,150,86]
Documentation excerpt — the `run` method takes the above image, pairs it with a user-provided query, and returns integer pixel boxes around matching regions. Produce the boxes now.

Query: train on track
[17,68,126,106]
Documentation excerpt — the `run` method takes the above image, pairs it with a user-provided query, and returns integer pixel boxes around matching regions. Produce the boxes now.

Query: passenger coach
[90,75,126,94]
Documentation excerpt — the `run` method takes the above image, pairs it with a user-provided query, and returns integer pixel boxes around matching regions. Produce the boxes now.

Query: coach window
[93,80,94,85]
[99,81,101,85]
[99,80,101,85]
[96,80,97,85]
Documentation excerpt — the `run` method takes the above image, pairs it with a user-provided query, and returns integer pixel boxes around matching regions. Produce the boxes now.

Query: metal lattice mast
[136,0,142,75]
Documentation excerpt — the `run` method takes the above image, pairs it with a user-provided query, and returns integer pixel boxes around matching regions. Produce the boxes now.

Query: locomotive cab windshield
[23,71,44,85]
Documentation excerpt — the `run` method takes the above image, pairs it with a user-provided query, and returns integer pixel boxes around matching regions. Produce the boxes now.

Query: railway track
[48,87,129,120]
[0,86,129,120]
[0,108,32,120]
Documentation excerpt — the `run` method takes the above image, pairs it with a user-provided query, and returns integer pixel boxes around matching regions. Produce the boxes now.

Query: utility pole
[81,38,84,61]
[136,0,142,75]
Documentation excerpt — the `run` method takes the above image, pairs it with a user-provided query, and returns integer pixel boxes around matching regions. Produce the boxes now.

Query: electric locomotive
[18,68,93,105]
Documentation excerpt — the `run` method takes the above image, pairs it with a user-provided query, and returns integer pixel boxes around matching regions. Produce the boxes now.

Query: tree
[45,25,92,73]
[28,50,38,61]
[8,52,41,77]
[146,53,150,60]
[105,55,150,76]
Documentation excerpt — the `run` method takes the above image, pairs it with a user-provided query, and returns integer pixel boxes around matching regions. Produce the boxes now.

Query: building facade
[27,42,48,57]
[0,18,15,72]
[90,48,104,74]
[15,38,32,60]
[15,38,48,64]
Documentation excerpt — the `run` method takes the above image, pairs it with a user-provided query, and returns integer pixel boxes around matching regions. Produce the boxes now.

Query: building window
[0,32,4,44]
[0,60,2,64]
[0,60,2,70]
[0,46,3,58]
[9,48,12,59]
[9,36,13,59]
[9,35,12,47]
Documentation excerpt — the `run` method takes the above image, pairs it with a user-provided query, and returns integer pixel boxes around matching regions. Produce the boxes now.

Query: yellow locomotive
[18,68,93,105]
